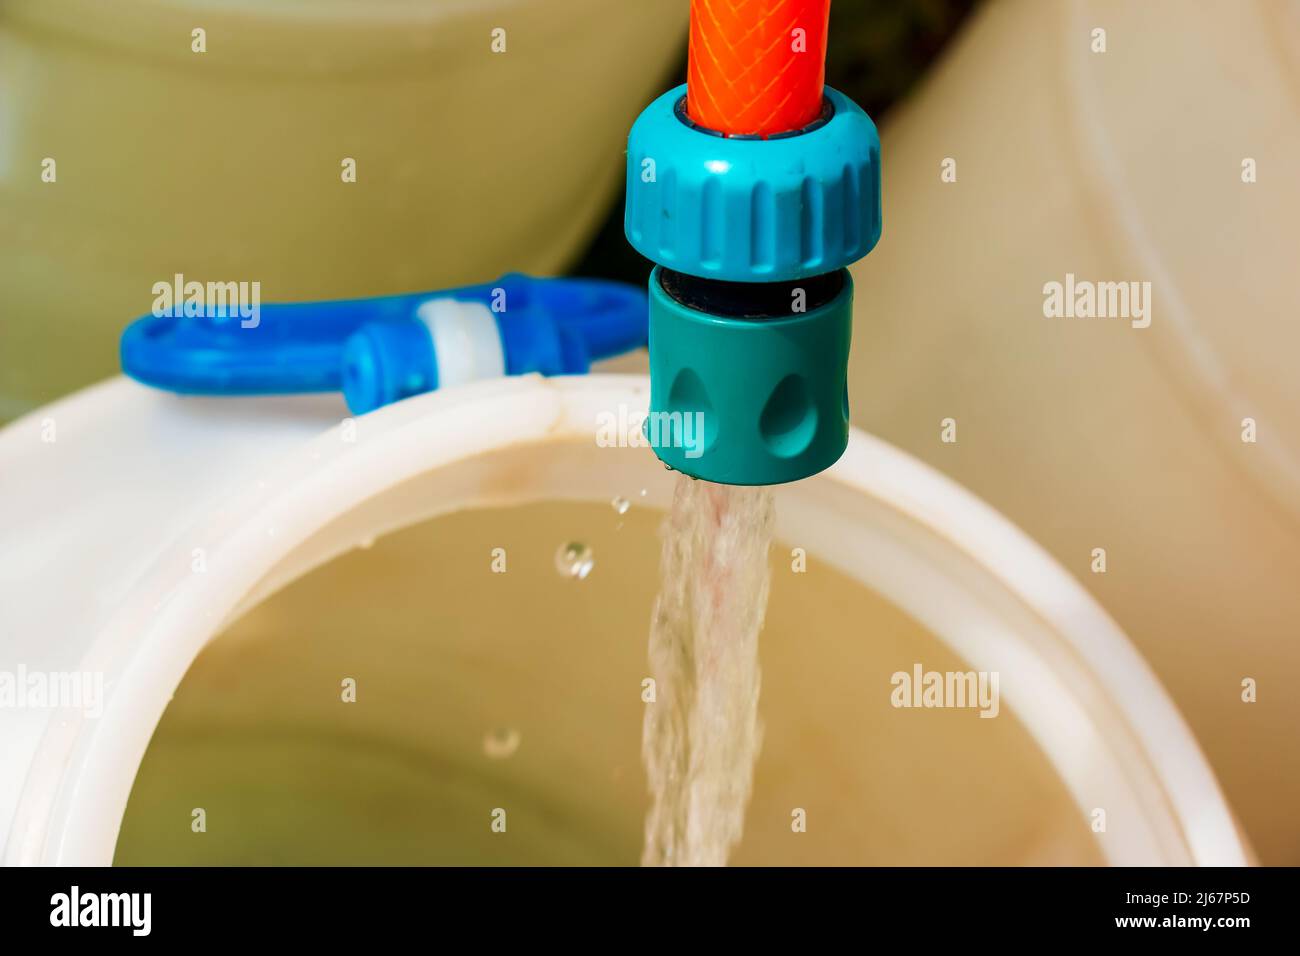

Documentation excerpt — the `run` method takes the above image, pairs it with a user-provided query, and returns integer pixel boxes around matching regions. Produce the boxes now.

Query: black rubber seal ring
[658,268,845,320]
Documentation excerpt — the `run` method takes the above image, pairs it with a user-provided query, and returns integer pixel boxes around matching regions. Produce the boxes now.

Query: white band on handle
[416,298,506,388]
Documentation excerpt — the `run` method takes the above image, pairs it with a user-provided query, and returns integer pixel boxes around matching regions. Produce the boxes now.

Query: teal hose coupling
[624,84,882,485]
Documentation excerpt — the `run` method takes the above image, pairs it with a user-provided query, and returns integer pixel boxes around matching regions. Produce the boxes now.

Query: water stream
[640,476,775,866]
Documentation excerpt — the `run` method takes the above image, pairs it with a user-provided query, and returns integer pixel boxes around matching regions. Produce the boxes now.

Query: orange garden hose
[686,0,832,136]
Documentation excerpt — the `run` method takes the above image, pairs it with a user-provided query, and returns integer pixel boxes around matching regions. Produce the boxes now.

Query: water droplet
[483,727,521,759]
[554,541,594,580]
[639,488,648,497]
[611,495,630,515]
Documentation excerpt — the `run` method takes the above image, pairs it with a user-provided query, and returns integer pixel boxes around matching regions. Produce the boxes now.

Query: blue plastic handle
[120,274,648,406]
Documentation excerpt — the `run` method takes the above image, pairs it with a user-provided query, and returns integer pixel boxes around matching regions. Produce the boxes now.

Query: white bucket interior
[117,492,1098,865]
[0,375,1248,865]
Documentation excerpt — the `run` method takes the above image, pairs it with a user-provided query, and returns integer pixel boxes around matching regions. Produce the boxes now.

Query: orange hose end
[687,0,831,137]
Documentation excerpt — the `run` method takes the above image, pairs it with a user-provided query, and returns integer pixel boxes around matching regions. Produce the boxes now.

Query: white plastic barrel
[0,375,1249,865]
[848,0,1300,861]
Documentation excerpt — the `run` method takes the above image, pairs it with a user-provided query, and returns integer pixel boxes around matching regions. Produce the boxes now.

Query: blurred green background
[0,0,976,422]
